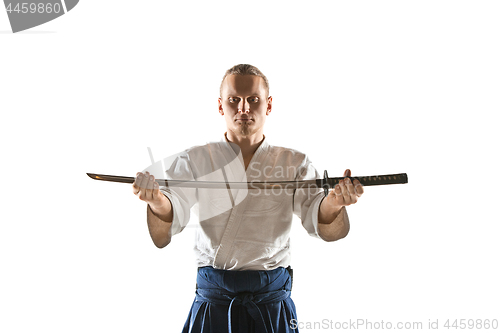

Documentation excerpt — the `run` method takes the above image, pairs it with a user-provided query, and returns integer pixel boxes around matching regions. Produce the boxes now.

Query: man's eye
[229,97,239,103]
[250,98,259,102]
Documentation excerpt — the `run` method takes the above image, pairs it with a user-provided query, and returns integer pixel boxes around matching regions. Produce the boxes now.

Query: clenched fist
[132,171,169,211]
[318,168,363,228]
[133,171,173,246]
[326,169,364,208]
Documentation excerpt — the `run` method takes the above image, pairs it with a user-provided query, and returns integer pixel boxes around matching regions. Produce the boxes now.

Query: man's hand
[326,168,364,209]
[134,171,173,247]
[132,171,168,210]
[319,169,363,225]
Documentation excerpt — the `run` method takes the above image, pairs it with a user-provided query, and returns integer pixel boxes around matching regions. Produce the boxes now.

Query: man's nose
[238,99,250,113]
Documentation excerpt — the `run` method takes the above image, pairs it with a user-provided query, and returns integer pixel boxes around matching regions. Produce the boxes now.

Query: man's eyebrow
[225,93,262,97]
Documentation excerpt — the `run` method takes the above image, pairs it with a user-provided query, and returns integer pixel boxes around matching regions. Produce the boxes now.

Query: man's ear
[266,96,273,115]
[218,97,224,115]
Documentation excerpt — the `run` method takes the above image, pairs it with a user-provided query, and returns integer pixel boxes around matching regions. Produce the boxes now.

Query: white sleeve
[292,156,325,239]
[159,154,198,236]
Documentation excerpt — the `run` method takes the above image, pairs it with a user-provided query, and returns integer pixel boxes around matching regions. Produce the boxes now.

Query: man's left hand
[324,169,364,211]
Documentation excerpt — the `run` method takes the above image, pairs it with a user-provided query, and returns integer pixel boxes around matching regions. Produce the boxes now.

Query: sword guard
[322,170,329,197]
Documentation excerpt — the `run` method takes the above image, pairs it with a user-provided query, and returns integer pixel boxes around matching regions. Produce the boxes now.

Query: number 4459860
[444,319,498,329]
[6,2,62,14]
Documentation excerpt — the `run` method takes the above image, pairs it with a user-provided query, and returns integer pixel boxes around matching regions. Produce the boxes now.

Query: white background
[1,1,499,332]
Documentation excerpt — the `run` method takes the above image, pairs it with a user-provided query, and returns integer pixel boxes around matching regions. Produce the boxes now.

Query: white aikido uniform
[146,135,348,271]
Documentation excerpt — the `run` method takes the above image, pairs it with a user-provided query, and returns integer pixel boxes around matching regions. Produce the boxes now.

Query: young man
[132,64,363,332]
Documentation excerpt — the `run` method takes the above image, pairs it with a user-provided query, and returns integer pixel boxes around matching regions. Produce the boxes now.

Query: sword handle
[350,173,408,186]
[321,171,408,196]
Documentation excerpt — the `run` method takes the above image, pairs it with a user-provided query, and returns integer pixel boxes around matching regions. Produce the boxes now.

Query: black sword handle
[320,171,408,196]
[351,173,408,186]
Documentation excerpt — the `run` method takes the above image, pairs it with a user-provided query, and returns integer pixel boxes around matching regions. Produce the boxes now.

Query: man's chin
[239,130,251,137]
[236,124,251,136]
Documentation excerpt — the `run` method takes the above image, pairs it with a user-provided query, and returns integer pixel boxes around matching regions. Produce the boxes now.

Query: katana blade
[86,172,408,191]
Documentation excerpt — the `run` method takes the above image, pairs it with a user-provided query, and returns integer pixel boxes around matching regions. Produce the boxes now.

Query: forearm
[317,199,350,241]
[147,196,174,248]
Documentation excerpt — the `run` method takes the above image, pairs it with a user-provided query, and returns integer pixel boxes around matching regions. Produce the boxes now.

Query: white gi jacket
[146,135,348,270]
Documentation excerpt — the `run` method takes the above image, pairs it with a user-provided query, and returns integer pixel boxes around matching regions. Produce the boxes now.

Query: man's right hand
[132,171,168,210]
[134,171,173,247]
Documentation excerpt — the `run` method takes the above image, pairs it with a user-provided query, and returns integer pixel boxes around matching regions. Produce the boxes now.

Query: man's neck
[225,131,265,159]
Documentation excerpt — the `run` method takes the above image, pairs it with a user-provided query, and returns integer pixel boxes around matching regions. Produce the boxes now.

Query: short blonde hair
[220,64,270,98]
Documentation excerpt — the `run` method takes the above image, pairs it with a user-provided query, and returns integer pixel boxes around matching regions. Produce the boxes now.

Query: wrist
[150,189,167,206]
[319,198,343,224]
[149,194,171,216]
[323,197,342,215]
[330,203,342,212]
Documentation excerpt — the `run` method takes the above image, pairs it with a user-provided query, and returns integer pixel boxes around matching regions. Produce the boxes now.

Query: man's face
[218,75,272,139]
